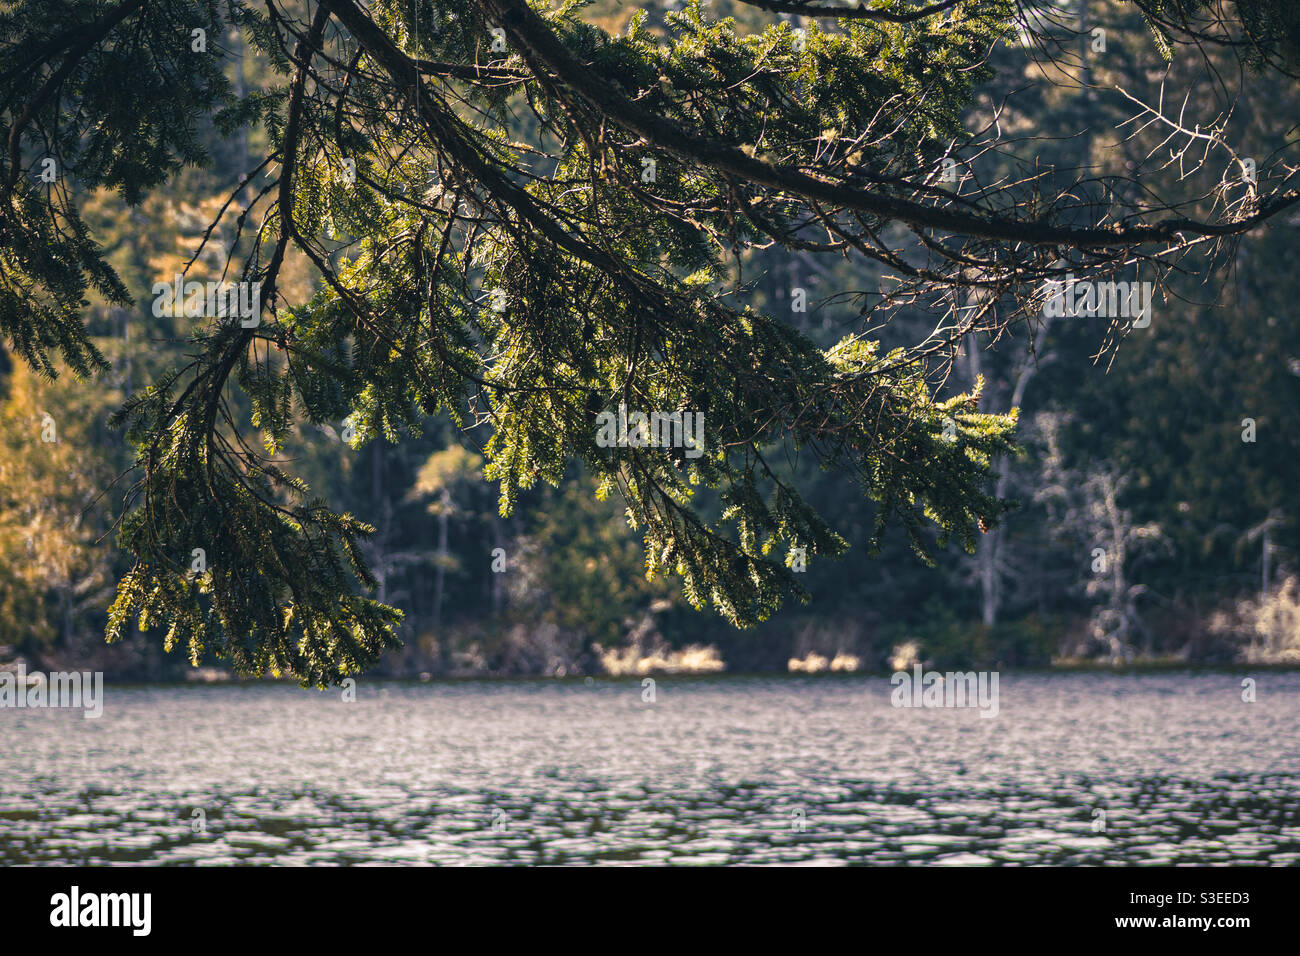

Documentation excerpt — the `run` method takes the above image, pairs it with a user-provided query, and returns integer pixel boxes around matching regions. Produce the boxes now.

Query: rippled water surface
[3,672,1299,865]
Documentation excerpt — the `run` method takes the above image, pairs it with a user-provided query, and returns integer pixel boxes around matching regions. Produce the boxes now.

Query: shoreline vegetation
[8,576,1296,683]
[5,642,1296,687]
[4,661,1295,689]
[7,565,1298,685]
[6,567,1295,683]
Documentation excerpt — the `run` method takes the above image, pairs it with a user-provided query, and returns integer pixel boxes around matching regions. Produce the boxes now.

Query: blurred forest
[2,0,1299,679]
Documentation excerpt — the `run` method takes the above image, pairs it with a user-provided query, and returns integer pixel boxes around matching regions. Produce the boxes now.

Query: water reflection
[3,672,1298,864]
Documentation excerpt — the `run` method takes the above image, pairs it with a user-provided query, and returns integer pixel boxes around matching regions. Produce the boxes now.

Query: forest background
[3,0,1298,680]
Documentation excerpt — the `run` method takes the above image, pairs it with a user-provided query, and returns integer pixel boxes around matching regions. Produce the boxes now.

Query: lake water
[3,671,1298,865]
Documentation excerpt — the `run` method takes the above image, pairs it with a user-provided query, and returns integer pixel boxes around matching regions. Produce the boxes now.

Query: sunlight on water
[3,672,1298,865]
